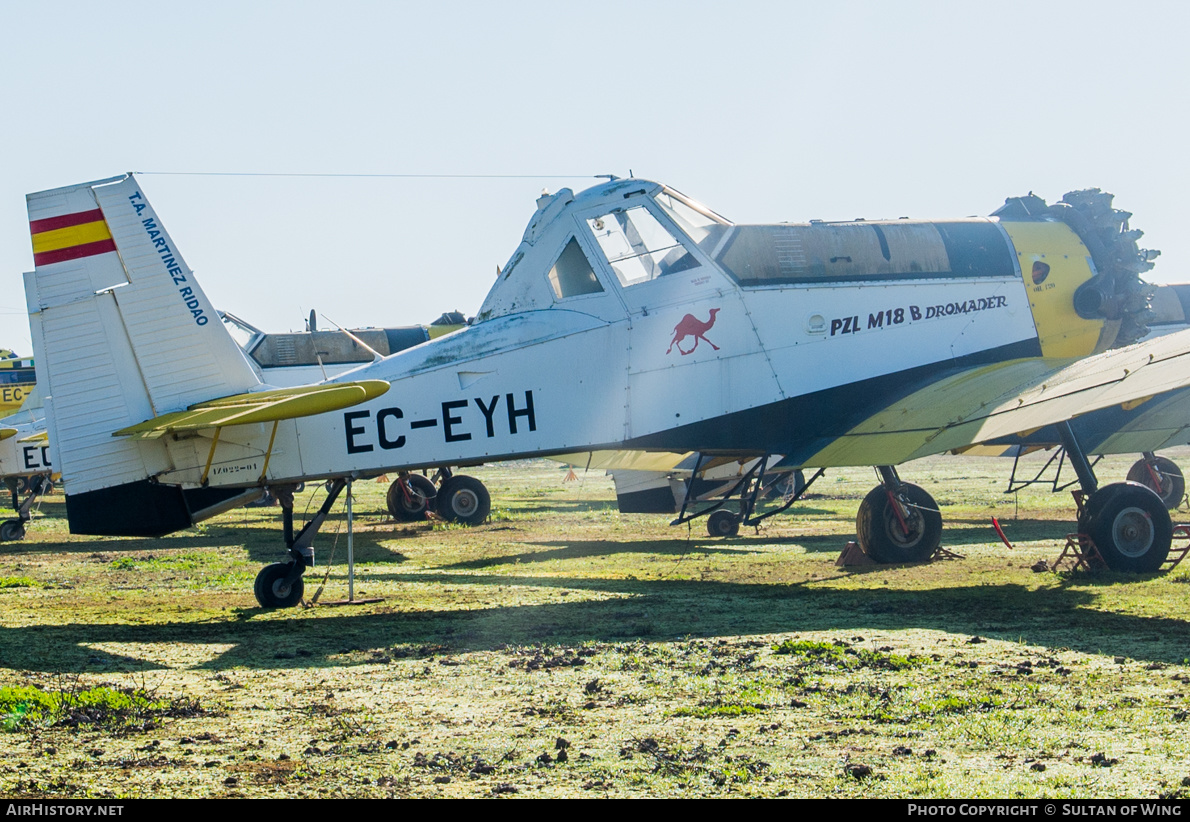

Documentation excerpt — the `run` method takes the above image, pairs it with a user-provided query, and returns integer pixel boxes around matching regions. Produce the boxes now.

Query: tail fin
[26,174,260,535]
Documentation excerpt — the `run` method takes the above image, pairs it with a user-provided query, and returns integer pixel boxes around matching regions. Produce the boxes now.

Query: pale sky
[3,0,1188,355]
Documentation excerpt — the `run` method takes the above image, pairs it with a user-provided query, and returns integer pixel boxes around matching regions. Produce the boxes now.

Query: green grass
[0,576,44,589]
[1,454,1190,797]
[0,682,201,731]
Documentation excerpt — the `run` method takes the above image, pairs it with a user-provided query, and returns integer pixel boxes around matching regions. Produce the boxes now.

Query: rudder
[26,174,260,535]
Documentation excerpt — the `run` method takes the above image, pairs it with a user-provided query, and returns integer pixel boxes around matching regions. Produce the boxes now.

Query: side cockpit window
[587,206,700,287]
[548,236,604,299]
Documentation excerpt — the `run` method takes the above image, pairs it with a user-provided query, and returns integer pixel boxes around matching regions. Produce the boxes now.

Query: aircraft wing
[806,328,1190,467]
[113,380,390,440]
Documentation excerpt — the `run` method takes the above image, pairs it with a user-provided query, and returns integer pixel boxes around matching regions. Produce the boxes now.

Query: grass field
[2,451,1189,798]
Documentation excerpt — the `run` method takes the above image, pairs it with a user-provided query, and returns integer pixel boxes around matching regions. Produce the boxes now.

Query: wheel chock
[836,541,876,567]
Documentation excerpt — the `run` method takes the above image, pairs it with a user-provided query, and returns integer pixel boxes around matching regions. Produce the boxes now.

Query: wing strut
[1057,422,1098,496]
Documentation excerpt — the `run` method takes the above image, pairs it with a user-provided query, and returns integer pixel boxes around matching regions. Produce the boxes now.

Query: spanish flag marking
[30,208,116,266]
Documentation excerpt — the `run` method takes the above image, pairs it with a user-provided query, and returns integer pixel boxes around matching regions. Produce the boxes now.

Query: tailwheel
[435,475,490,525]
[0,520,26,542]
[254,562,305,608]
[707,509,740,538]
[1126,455,1185,510]
[856,482,942,564]
[1079,481,1171,572]
[386,474,437,521]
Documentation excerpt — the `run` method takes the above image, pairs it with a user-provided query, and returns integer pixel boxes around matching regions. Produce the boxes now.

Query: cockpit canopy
[476,178,1011,322]
[477,179,730,320]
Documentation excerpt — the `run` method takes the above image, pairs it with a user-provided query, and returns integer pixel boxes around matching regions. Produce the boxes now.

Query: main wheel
[856,482,942,564]
[254,563,305,608]
[435,475,490,525]
[387,474,437,521]
[1079,481,1171,572]
[0,520,26,541]
[707,509,740,537]
[763,469,806,501]
[1126,456,1185,510]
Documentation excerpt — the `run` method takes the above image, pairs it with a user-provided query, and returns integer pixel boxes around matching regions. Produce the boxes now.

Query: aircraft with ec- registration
[0,387,54,541]
[23,173,1190,608]
[0,350,36,416]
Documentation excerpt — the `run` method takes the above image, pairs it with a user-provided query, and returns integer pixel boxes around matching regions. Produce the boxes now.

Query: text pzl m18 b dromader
[25,174,1190,606]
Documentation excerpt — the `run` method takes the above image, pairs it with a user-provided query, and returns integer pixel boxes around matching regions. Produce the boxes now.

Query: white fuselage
[155,269,1034,488]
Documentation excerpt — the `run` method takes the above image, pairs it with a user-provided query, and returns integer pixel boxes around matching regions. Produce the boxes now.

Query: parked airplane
[0,350,36,416]
[25,174,1190,607]
[0,388,53,540]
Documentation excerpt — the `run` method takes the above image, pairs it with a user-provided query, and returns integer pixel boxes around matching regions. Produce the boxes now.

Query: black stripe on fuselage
[621,338,1043,462]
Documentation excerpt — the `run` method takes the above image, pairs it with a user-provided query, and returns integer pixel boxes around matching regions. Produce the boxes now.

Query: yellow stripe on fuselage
[30,220,113,254]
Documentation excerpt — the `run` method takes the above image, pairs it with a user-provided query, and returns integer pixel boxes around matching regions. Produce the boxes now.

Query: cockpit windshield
[654,189,729,250]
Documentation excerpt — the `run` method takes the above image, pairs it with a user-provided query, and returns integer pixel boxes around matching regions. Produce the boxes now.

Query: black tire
[435,475,490,525]
[763,469,806,501]
[707,509,740,537]
[0,520,26,541]
[1079,481,1172,572]
[856,482,942,564]
[1126,456,1185,510]
[387,474,437,521]
[254,563,304,608]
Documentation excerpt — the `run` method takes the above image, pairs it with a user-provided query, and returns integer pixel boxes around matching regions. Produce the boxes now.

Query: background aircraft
[0,350,36,416]
[24,174,1190,607]
[0,388,52,540]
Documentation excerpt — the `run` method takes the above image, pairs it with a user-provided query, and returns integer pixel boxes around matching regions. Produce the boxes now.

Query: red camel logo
[667,308,721,356]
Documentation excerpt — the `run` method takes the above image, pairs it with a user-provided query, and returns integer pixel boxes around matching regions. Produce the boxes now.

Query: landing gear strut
[667,454,824,537]
[1,473,52,542]
[856,466,942,563]
[254,478,346,608]
[1126,453,1185,510]
[1059,423,1172,572]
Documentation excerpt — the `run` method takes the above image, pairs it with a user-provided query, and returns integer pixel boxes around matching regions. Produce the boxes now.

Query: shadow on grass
[4,572,1188,674]
[3,532,411,566]
[436,538,788,569]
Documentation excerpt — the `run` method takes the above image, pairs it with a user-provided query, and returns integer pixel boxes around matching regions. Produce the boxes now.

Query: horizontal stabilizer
[0,428,16,441]
[113,380,391,439]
